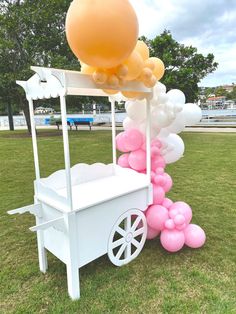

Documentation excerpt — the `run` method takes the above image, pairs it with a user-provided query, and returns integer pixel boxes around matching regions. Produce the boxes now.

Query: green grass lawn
[0,130,235,313]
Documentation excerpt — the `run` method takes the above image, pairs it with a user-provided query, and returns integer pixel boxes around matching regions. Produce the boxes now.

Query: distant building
[206,96,226,109]
[221,84,235,93]
[35,107,55,114]
[224,100,236,109]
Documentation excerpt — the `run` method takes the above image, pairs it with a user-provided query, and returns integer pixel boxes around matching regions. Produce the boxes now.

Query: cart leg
[66,263,80,300]
[36,216,48,273]
[65,212,80,300]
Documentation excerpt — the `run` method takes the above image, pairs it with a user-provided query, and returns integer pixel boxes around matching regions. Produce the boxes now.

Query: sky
[130,0,236,87]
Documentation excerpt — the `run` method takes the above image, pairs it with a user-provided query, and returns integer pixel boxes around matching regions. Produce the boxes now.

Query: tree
[141,31,218,102]
[0,0,78,132]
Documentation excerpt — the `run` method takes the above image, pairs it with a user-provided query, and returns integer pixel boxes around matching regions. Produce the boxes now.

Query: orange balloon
[135,40,149,60]
[143,75,157,88]
[107,74,119,88]
[139,67,153,82]
[103,89,119,95]
[122,91,144,99]
[122,51,144,81]
[93,70,107,84]
[144,58,155,71]
[65,0,139,68]
[81,64,96,75]
[149,57,165,80]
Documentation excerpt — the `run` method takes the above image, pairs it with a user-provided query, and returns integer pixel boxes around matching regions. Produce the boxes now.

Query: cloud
[130,0,236,86]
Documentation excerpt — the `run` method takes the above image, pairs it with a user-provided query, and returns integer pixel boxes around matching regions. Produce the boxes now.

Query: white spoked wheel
[108,209,147,267]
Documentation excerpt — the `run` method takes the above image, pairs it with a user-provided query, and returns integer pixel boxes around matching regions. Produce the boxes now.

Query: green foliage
[141,31,218,102]
[0,130,236,313]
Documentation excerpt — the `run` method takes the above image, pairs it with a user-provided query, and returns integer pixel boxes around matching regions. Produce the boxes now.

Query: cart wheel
[108,209,147,267]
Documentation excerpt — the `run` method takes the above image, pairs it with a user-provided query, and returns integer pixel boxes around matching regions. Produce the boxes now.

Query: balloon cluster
[115,82,205,252]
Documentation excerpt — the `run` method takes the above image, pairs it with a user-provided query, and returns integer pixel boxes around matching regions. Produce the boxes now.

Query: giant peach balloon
[135,40,149,61]
[65,0,139,68]
[122,51,144,81]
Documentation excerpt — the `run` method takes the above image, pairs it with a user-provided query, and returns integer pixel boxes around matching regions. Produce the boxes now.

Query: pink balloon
[123,129,143,152]
[117,154,130,168]
[169,202,192,225]
[155,167,164,175]
[162,198,173,209]
[116,132,129,152]
[162,173,173,193]
[151,155,166,171]
[151,146,160,157]
[164,219,175,230]
[154,175,165,186]
[147,226,160,239]
[146,205,168,230]
[160,229,185,252]
[151,139,162,148]
[184,224,206,248]
[128,149,146,171]
[174,214,185,226]
[153,185,165,205]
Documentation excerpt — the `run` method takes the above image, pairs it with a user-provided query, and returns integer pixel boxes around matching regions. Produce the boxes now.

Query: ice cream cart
[8,66,153,300]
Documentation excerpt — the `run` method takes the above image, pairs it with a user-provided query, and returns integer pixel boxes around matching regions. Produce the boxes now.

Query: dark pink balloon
[153,185,165,205]
[146,204,168,230]
[117,154,130,168]
[162,173,173,193]
[151,155,166,171]
[162,198,173,209]
[123,129,143,152]
[160,229,185,252]
[184,224,206,248]
[154,174,165,186]
[128,149,146,171]
[146,225,160,239]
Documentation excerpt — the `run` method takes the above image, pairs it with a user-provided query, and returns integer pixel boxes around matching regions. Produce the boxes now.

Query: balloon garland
[65,0,206,252]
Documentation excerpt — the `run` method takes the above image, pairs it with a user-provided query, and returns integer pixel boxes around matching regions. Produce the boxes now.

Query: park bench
[55,119,92,131]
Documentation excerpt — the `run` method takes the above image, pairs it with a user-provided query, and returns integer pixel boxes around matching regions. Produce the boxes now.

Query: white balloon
[166,111,186,134]
[182,103,202,126]
[151,107,172,129]
[160,134,185,164]
[123,117,140,130]
[126,99,146,122]
[167,89,186,105]
[152,82,167,101]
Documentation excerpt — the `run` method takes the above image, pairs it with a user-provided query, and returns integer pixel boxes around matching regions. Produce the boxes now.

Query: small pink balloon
[153,185,165,205]
[151,155,166,171]
[184,224,206,248]
[174,214,185,226]
[176,223,186,231]
[123,129,143,152]
[170,202,192,225]
[155,167,164,175]
[151,139,162,148]
[169,208,179,219]
[151,146,160,157]
[116,132,129,152]
[162,173,173,193]
[146,205,169,231]
[146,226,160,239]
[117,153,130,168]
[154,175,165,186]
[128,149,146,171]
[160,229,185,252]
[162,198,173,209]
[164,219,175,230]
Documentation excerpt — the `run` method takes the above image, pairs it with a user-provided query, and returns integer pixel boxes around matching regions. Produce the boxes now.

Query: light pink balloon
[176,223,186,231]
[160,229,185,252]
[117,154,130,168]
[184,224,206,248]
[128,149,146,171]
[151,146,160,157]
[116,132,129,152]
[146,205,168,230]
[155,167,164,175]
[162,198,173,209]
[123,129,143,151]
[162,173,173,193]
[151,155,166,171]
[174,214,185,226]
[151,139,162,148]
[164,219,175,230]
[169,202,192,225]
[146,226,161,239]
[154,175,165,186]
[153,185,165,205]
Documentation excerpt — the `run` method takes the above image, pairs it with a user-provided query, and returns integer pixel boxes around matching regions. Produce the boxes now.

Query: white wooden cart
[8,67,153,300]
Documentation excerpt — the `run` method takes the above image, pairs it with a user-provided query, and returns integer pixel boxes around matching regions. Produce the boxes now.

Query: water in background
[1,109,236,128]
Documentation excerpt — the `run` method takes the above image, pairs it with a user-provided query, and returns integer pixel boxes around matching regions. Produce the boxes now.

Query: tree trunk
[7,102,14,131]
[20,96,31,134]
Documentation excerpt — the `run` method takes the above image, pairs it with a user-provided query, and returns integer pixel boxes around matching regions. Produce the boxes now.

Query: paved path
[1,125,236,132]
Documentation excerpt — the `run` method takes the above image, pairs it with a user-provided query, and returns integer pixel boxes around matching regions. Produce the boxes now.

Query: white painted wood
[110,99,117,166]
[36,215,48,273]
[64,212,80,300]
[7,203,41,216]
[28,98,40,181]
[29,216,64,232]
[146,98,151,184]
[108,209,147,266]
[60,95,73,211]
